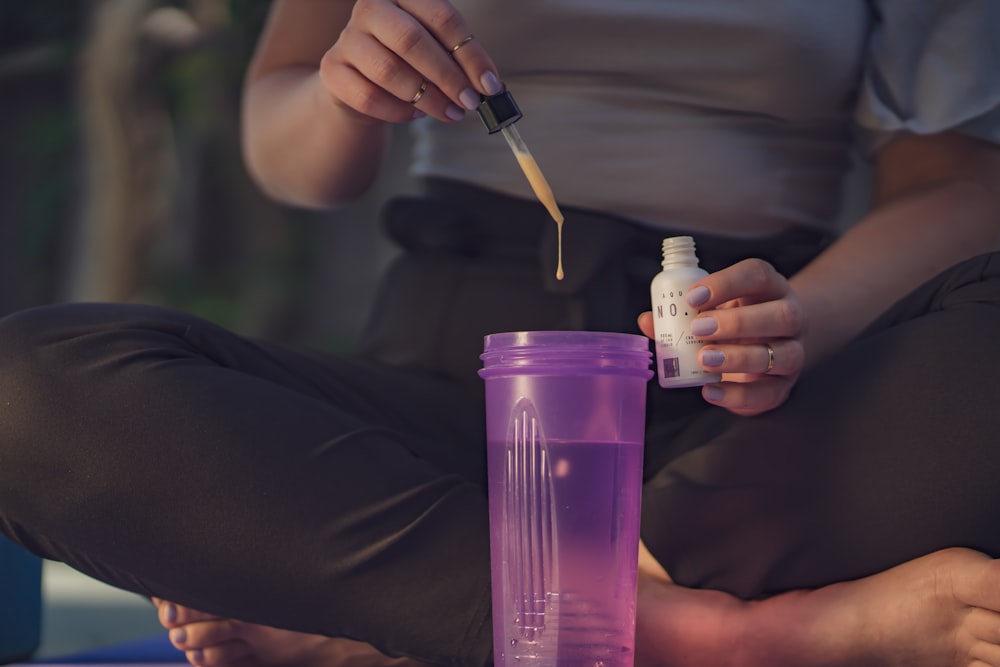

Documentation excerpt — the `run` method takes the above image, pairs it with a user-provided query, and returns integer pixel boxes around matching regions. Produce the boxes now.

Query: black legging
[1,182,999,666]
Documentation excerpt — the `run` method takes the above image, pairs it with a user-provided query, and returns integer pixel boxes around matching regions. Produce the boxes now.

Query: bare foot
[152,599,430,667]
[635,546,1000,667]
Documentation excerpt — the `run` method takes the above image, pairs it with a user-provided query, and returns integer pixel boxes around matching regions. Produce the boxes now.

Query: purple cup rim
[479,331,653,379]
[482,330,650,352]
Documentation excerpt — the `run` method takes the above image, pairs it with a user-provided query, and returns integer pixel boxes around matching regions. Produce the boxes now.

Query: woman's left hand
[638,258,807,416]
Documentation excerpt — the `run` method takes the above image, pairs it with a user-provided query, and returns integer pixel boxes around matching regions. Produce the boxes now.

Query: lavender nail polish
[691,317,718,336]
[701,350,725,367]
[171,628,187,645]
[164,603,177,623]
[459,88,480,111]
[686,285,710,307]
[481,71,502,95]
[703,385,724,401]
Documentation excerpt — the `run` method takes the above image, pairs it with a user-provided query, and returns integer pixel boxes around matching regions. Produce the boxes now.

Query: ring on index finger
[763,343,775,373]
[409,78,429,104]
[450,34,475,54]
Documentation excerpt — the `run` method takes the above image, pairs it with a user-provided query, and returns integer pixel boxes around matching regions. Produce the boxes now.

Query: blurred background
[1,0,417,659]
[0,0,416,354]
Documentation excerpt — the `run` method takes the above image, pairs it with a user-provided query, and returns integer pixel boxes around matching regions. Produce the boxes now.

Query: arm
[241,0,501,209]
[639,131,1000,416]
[241,1,384,208]
[791,132,1000,367]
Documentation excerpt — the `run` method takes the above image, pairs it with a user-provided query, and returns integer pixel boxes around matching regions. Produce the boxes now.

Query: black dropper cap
[476,90,522,134]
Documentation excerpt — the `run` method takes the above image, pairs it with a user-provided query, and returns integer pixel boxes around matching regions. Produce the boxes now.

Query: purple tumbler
[479,331,653,666]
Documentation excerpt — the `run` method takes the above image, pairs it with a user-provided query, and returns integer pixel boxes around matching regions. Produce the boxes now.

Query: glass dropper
[477,90,566,280]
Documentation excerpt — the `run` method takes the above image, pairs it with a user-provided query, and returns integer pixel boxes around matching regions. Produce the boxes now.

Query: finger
[364,11,470,113]
[398,0,502,95]
[702,376,793,416]
[321,44,417,123]
[691,298,805,342]
[323,29,458,123]
[363,0,486,114]
[637,311,655,339]
[687,258,788,310]
[699,339,804,377]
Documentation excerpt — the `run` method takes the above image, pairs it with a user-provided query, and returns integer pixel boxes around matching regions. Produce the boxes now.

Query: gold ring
[409,78,428,104]
[764,343,775,373]
[450,34,475,54]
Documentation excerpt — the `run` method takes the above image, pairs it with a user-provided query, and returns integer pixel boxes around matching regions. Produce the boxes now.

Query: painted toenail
[171,627,186,645]
[190,649,204,664]
[164,603,177,623]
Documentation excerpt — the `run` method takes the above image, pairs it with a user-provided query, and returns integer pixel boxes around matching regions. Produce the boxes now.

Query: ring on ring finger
[763,343,775,373]
[409,78,428,105]
[450,34,475,54]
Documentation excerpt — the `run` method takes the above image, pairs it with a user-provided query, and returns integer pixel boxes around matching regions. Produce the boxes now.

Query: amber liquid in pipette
[515,151,565,280]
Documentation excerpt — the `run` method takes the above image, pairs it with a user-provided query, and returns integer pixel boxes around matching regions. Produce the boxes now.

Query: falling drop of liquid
[515,151,566,281]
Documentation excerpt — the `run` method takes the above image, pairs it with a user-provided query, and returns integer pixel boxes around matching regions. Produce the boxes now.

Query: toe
[942,548,1000,610]
[970,640,1000,667]
[159,602,224,629]
[967,608,1000,645]
[171,619,242,651]
[185,639,252,667]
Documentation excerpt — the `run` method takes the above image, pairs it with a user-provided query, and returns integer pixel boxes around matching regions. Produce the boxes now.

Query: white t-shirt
[409,0,1000,237]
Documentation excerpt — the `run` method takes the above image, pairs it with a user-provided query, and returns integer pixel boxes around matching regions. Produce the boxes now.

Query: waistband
[383,178,836,293]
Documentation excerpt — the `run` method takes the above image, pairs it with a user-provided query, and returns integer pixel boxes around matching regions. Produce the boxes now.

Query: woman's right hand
[320,0,504,124]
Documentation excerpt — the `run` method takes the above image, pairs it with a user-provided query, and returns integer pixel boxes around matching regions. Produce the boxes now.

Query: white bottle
[650,236,721,389]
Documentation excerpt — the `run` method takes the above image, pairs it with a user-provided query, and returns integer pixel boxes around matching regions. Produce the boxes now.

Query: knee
[0,305,77,512]
[642,483,816,599]
[0,304,67,392]
[640,431,824,599]
[0,302,139,439]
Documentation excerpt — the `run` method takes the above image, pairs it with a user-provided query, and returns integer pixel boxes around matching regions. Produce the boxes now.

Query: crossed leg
[152,543,1000,667]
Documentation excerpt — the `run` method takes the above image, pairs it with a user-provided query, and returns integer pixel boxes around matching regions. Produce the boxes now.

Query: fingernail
[691,317,718,336]
[481,71,502,95]
[164,603,177,623]
[411,109,426,120]
[445,104,466,121]
[703,385,724,401]
[701,349,725,367]
[171,627,187,645]
[190,649,204,665]
[686,285,710,307]
[459,88,480,111]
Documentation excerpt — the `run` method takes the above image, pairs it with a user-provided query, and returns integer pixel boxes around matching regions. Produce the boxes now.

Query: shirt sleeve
[853,0,1000,157]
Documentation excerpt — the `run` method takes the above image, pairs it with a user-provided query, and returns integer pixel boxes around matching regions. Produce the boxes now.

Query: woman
[2,1,999,665]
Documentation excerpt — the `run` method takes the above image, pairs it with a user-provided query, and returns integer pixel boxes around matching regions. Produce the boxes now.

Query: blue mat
[30,633,182,664]
[0,537,43,665]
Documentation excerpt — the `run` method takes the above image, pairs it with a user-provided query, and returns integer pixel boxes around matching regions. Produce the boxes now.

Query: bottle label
[651,283,719,388]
